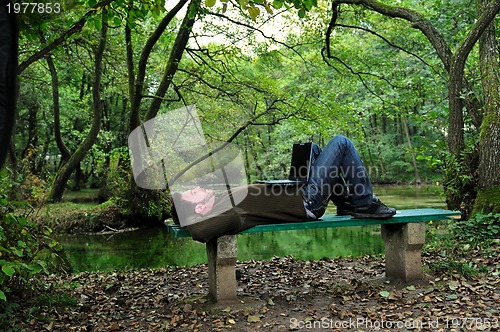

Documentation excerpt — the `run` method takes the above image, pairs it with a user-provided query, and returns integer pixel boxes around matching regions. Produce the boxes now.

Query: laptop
[256,142,314,186]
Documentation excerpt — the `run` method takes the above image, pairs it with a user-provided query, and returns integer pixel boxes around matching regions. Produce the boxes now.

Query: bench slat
[166,208,460,238]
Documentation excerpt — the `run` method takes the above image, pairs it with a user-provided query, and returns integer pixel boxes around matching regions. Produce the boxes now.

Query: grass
[35,292,78,309]
[27,191,120,234]
[61,189,100,203]
[22,189,100,223]
[429,256,490,278]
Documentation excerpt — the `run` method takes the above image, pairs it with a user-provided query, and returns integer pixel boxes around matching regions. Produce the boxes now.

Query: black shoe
[336,202,354,216]
[349,197,396,220]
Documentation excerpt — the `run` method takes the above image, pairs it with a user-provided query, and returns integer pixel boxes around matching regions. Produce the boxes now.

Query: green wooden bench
[166,208,460,303]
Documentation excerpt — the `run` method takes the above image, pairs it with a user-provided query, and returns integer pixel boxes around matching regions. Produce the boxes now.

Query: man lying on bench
[171,135,396,243]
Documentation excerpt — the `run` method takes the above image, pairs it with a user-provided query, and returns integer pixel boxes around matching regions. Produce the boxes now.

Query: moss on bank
[33,199,127,234]
[473,186,500,214]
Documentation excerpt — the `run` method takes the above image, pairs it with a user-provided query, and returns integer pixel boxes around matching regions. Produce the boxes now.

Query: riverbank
[29,201,125,234]
[5,246,499,331]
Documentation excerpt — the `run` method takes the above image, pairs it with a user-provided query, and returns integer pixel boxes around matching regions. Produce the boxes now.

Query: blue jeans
[302,136,374,218]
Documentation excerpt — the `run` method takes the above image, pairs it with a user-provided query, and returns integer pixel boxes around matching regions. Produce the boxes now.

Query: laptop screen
[288,142,313,181]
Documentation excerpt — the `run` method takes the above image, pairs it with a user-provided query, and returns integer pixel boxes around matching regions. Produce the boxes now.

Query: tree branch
[330,0,453,71]
[335,23,441,77]
[129,0,189,131]
[168,102,295,185]
[144,0,200,122]
[19,0,115,74]
[206,10,306,62]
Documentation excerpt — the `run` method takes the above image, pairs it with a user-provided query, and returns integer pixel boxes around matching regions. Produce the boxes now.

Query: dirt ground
[8,249,500,331]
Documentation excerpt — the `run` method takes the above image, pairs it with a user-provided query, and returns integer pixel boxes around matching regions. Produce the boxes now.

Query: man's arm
[186,208,245,243]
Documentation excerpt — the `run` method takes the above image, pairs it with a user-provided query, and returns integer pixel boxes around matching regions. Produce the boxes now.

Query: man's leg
[303,136,373,217]
[302,136,395,219]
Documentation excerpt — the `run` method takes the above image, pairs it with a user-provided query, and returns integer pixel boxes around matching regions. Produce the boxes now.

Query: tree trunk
[48,10,107,202]
[402,116,421,185]
[22,100,38,173]
[46,52,71,162]
[145,0,201,121]
[124,17,134,115]
[128,0,189,132]
[475,0,500,214]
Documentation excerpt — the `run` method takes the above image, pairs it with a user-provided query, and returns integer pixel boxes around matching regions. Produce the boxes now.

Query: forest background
[1,0,500,304]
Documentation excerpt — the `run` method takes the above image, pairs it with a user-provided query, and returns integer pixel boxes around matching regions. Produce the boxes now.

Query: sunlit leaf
[205,0,216,7]
[248,6,260,20]
[30,264,43,274]
[265,3,273,14]
[272,0,283,9]
[2,265,15,277]
[113,15,121,26]
[94,17,103,31]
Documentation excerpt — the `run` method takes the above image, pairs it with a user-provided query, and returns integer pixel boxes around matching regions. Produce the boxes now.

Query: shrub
[96,146,130,202]
[119,187,172,226]
[425,213,499,278]
[449,212,500,246]
[442,142,479,219]
[0,198,65,302]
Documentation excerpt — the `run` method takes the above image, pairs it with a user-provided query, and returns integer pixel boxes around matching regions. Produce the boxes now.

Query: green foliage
[0,301,21,331]
[426,214,500,256]
[35,291,78,309]
[120,187,172,225]
[81,0,167,29]
[0,200,65,302]
[206,0,318,20]
[430,259,489,279]
[450,213,500,246]
[93,146,171,225]
[443,141,479,218]
[425,213,499,278]
[96,147,131,201]
[0,157,48,206]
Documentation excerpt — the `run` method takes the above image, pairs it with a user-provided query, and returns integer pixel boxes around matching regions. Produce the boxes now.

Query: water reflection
[238,227,383,262]
[59,185,446,272]
[58,228,207,272]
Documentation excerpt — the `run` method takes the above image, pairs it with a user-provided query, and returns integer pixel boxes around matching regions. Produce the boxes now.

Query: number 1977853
[7,2,61,14]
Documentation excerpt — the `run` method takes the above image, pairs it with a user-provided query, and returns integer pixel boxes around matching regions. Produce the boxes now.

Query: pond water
[58,185,446,272]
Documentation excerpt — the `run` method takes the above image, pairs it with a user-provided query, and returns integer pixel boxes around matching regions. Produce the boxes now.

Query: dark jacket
[186,184,309,242]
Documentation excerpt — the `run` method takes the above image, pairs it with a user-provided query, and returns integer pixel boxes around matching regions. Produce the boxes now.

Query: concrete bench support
[206,235,238,303]
[381,222,425,282]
